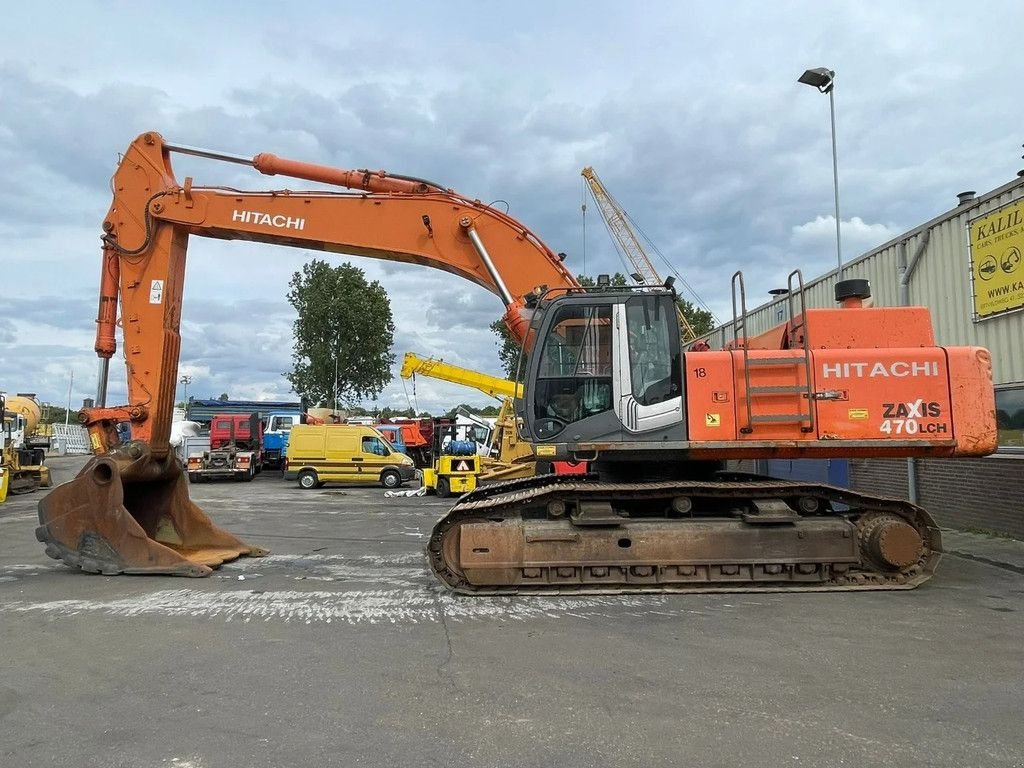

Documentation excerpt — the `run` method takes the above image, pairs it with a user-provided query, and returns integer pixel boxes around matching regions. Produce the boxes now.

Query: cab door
[612,295,684,434]
[359,434,392,480]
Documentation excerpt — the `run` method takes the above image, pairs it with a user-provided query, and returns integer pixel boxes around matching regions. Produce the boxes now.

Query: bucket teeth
[36,443,266,576]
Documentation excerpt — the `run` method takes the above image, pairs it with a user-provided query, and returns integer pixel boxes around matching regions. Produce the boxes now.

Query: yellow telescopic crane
[399,353,534,482]
[400,353,520,400]
[581,166,698,342]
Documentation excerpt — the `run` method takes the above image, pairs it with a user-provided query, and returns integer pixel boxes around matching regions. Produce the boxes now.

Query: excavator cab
[519,288,685,455]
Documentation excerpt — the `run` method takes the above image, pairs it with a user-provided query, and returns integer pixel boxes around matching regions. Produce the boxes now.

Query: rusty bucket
[36,442,267,576]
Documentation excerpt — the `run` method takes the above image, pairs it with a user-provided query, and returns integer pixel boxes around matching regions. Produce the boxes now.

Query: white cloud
[791,215,902,258]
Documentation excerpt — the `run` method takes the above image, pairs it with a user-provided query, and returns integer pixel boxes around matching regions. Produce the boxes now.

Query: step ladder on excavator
[731,269,815,435]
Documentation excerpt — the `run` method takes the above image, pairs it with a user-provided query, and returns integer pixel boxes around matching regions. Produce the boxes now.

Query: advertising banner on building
[969,197,1024,320]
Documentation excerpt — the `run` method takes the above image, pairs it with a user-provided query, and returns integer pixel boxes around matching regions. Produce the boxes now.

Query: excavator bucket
[36,442,267,576]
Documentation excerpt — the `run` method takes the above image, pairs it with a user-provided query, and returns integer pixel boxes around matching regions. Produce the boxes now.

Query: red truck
[186,413,263,482]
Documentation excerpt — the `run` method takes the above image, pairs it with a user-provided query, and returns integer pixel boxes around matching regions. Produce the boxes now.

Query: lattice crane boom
[581,166,697,341]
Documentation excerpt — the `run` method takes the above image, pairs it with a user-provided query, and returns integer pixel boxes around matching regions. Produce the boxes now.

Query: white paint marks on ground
[4,586,684,625]
[165,757,205,768]
[220,553,427,588]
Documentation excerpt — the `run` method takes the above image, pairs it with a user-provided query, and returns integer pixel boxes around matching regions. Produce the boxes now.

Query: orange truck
[36,132,996,592]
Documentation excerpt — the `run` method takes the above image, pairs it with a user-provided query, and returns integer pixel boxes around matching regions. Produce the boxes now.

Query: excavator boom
[37,132,577,577]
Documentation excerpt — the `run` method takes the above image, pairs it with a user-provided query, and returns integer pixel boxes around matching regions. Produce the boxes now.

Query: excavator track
[427,474,941,595]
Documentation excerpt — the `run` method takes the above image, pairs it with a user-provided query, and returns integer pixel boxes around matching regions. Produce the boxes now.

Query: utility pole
[65,370,74,425]
[334,337,340,416]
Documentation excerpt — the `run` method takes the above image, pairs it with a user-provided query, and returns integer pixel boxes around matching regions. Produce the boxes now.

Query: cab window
[362,436,390,456]
[533,303,613,435]
[626,296,681,406]
[272,416,294,431]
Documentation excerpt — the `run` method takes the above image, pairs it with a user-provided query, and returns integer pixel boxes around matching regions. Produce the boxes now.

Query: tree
[489,318,520,379]
[285,259,395,407]
[445,403,502,418]
[576,272,629,288]
[217,392,230,401]
[677,297,715,338]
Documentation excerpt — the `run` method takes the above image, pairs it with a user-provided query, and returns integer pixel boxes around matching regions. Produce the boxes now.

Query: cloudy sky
[1,1,1021,415]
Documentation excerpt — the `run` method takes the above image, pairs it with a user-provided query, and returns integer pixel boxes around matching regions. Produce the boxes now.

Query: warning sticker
[848,408,869,420]
[149,279,164,304]
[535,445,557,456]
[705,413,721,427]
[453,460,472,472]
[89,431,102,451]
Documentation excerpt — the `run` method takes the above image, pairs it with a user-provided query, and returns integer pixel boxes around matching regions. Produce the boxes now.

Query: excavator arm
[36,132,578,577]
[94,132,576,454]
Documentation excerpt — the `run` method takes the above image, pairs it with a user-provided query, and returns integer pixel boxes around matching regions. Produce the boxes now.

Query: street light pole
[827,84,842,277]
[333,336,340,416]
[799,67,842,277]
[179,375,191,410]
[65,369,73,426]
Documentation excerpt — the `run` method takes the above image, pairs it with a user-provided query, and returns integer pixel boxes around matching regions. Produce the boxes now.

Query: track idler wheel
[859,513,925,571]
[36,442,268,576]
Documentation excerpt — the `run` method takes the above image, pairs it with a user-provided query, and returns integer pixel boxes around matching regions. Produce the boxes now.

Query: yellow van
[284,424,416,489]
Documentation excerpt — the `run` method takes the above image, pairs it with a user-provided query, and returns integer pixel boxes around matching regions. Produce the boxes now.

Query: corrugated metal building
[709,175,1024,537]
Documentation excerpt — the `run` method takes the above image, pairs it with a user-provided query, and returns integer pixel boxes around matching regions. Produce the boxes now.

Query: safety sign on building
[968,197,1024,320]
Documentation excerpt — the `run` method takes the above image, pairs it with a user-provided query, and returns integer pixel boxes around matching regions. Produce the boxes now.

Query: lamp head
[798,67,835,94]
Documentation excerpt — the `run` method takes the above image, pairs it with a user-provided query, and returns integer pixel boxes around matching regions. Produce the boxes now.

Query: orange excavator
[38,132,997,592]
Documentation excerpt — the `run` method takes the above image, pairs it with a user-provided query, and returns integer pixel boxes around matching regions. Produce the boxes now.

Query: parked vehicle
[284,424,415,489]
[262,411,303,470]
[420,418,482,498]
[187,413,262,482]
[375,420,432,468]
[1,393,51,495]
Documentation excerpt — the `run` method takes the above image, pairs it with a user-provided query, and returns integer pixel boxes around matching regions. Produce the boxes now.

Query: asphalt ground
[1,456,1022,768]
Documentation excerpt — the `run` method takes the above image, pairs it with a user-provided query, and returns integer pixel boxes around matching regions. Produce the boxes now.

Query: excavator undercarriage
[428,473,940,594]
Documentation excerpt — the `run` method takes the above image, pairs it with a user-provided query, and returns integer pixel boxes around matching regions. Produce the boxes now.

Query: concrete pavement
[1,456,1021,767]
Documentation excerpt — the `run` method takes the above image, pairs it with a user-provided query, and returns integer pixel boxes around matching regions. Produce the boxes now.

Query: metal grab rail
[731,271,754,433]
[786,269,815,434]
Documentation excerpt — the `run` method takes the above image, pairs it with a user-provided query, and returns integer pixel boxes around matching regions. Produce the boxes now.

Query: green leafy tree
[445,403,502,418]
[576,272,629,288]
[379,406,417,420]
[489,318,520,379]
[217,392,230,401]
[678,297,715,338]
[285,260,396,407]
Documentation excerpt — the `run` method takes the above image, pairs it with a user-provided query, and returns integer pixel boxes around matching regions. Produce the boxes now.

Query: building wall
[850,457,1024,539]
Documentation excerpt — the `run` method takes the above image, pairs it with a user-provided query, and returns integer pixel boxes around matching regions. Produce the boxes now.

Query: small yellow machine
[419,417,483,498]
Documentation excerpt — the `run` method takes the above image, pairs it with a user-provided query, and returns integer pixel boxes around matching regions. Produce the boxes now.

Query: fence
[50,424,91,455]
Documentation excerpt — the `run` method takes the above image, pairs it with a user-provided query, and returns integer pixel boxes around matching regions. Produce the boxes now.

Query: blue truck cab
[374,424,408,457]
[262,411,302,469]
